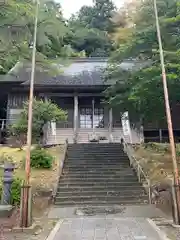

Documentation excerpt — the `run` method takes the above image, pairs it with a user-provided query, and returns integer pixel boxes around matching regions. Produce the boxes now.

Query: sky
[57,0,124,19]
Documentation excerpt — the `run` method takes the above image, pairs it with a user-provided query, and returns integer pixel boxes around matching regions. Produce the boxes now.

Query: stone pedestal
[0,205,13,218]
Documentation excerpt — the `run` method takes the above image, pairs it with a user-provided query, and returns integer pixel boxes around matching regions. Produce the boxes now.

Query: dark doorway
[0,93,8,143]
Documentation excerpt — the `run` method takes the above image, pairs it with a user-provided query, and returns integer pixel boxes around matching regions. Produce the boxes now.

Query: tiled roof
[3,58,148,87]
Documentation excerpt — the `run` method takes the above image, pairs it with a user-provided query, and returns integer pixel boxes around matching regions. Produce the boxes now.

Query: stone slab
[0,205,13,218]
[12,223,41,234]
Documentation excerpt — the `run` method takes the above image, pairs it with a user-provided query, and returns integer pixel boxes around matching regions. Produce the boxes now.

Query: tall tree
[0,0,70,74]
[66,0,116,57]
[80,0,116,32]
[105,0,180,124]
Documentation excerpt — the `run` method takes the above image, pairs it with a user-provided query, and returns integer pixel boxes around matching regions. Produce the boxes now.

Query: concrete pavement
[49,217,168,240]
[47,205,170,240]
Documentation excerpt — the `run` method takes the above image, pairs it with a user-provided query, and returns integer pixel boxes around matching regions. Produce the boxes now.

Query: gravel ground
[159,225,180,240]
[151,217,180,240]
[3,219,57,240]
[2,209,57,240]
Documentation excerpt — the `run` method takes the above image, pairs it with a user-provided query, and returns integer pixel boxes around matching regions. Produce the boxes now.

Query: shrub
[144,142,169,153]
[30,148,54,169]
[176,149,180,156]
[11,177,22,205]
[10,99,67,144]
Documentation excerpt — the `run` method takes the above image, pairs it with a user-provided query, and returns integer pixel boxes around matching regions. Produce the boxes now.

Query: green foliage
[0,0,72,74]
[176,149,180,156]
[144,143,170,153]
[0,0,118,70]
[30,148,54,169]
[76,0,116,32]
[105,0,180,125]
[67,26,113,57]
[10,98,67,143]
[66,0,116,57]
[11,177,22,205]
[0,177,22,206]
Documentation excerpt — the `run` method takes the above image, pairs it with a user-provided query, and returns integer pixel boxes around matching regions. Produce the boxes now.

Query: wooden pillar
[109,108,113,142]
[74,95,78,143]
[159,129,162,143]
[43,95,50,145]
[92,98,95,132]
[140,125,144,144]
[44,95,48,102]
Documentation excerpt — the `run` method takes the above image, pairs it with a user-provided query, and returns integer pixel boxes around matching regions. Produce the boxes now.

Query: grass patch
[134,143,180,184]
[0,145,65,192]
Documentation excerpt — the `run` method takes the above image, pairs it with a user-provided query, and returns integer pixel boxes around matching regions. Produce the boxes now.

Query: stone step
[62,169,135,174]
[58,181,142,187]
[62,170,133,175]
[68,146,124,148]
[57,185,145,192]
[64,163,130,168]
[67,154,126,157]
[56,190,147,197]
[68,147,123,149]
[67,153,127,156]
[62,172,135,176]
[68,145,123,147]
[55,194,148,201]
[63,166,130,171]
[67,150,124,153]
[59,176,138,182]
[67,159,128,163]
[68,150,125,153]
[66,160,129,164]
[67,157,128,160]
[66,158,127,161]
[55,195,148,204]
[68,154,125,157]
[69,142,123,148]
[61,172,135,178]
[54,199,148,206]
[68,146,123,148]
[62,169,131,174]
[67,154,127,157]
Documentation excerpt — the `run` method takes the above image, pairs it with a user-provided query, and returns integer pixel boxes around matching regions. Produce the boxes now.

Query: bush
[30,148,53,169]
[10,99,67,144]
[144,143,169,153]
[11,177,22,205]
[176,149,180,156]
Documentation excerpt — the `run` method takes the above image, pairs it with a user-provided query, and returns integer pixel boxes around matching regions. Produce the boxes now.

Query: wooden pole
[22,0,39,227]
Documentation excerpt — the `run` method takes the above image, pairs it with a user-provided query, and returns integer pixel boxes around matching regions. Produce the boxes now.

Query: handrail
[53,139,68,199]
[59,138,68,177]
[122,139,152,204]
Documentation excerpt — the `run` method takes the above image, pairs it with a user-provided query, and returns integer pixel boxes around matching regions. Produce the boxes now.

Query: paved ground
[48,205,168,219]
[48,205,170,240]
[54,217,163,240]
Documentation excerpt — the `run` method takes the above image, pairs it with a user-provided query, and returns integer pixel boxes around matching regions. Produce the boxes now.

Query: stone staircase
[55,143,149,206]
